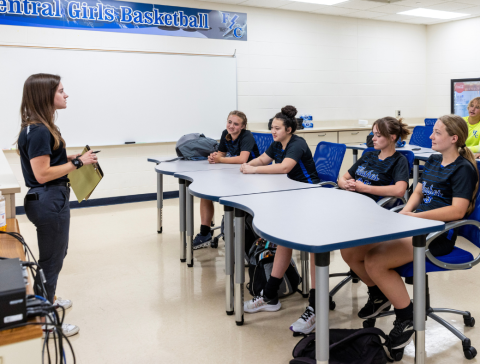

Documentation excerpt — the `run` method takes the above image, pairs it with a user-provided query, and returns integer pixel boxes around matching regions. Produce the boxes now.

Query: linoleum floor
[17,199,480,364]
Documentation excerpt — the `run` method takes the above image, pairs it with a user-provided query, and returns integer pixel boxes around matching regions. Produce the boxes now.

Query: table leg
[157,171,163,233]
[413,160,419,191]
[353,149,358,163]
[234,208,245,326]
[186,181,194,267]
[315,252,330,364]
[224,206,234,315]
[413,235,426,364]
[179,179,186,263]
[300,251,309,298]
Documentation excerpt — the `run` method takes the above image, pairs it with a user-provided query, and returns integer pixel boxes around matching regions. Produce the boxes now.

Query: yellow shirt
[463,116,480,153]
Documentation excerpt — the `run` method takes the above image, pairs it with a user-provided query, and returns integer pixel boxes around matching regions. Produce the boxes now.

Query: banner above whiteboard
[0,0,247,41]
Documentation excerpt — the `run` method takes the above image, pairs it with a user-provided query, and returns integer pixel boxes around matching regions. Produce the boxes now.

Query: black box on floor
[0,258,27,329]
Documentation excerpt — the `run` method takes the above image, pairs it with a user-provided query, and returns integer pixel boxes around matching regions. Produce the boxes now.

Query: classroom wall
[2,0,428,206]
[426,17,480,117]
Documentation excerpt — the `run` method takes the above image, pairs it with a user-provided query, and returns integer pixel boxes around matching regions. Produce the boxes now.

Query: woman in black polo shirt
[16,74,96,337]
[241,105,320,316]
[359,115,478,351]
[192,110,260,249]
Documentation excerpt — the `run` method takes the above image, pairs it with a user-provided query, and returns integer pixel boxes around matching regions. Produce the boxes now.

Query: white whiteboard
[0,46,237,149]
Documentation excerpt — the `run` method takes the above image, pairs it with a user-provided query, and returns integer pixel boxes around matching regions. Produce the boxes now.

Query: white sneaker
[43,323,80,338]
[244,294,281,313]
[290,306,315,334]
[54,297,73,310]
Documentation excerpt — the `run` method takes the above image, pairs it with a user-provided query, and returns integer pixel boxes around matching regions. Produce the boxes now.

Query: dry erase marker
[93,151,101,153]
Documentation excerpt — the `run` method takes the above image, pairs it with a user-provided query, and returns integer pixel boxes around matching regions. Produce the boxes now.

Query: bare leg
[200,198,214,226]
[271,246,293,279]
[364,237,413,309]
[340,243,382,287]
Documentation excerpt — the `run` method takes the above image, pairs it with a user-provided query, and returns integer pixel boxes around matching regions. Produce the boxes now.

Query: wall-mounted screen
[451,78,480,116]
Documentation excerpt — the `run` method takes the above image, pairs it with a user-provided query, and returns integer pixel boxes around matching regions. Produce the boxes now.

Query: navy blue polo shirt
[218,129,259,162]
[265,134,320,184]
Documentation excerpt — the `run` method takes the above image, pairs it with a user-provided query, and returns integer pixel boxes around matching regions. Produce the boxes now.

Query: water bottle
[0,191,6,232]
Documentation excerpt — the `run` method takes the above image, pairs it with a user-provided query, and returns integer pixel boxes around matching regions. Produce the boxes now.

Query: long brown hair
[372,116,410,143]
[16,73,65,151]
[439,114,479,215]
[225,110,248,141]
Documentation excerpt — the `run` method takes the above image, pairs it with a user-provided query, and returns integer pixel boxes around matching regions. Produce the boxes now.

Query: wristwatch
[71,157,83,169]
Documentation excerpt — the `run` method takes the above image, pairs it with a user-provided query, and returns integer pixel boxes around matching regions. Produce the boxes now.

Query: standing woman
[463,97,480,158]
[16,74,97,336]
[193,110,259,249]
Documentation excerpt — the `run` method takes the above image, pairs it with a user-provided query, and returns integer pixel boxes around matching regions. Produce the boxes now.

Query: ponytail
[439,114,479,215]
[372,116,411,143]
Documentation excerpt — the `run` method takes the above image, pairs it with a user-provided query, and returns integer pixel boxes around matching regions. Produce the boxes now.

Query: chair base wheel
[352,278,360,283]
[302,293,309,298]
[363,318,376,328]
[187,263,193,267]
[464,316,476,327]
[180,259,186,262]
[464,347,477,360]
[211,237,219,249]
[329,296,336,311]
[157,227,162,233]
[226,310,234,316]
[390,348,404,361]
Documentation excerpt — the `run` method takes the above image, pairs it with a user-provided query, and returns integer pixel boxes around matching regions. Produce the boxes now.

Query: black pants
[24,185,70,303]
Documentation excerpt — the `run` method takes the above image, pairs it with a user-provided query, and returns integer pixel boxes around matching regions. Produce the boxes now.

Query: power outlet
[394,110,401,118]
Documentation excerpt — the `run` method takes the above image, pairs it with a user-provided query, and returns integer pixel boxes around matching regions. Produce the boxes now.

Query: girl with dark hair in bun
[241,105,320,317]
[345,115,478,351]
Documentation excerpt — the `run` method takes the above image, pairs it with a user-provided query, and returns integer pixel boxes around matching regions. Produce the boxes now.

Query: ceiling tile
[310,5,360,14]
[425,1,476,10]
[368,3,416,13]
[344,9,387,17]
[278,2,327,11]
[336,0,386,10]
[394,0,449,6]
[374,13,417,20]
[459,5,480,12]
[456,0,480,5]
[236,0,291,8]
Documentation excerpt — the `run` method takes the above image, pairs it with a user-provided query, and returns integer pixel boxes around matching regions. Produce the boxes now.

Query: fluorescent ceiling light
[290,0,349,5]
[398,8,469,19]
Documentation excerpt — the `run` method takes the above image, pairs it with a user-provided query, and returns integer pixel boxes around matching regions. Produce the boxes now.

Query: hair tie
[462,144,467,148]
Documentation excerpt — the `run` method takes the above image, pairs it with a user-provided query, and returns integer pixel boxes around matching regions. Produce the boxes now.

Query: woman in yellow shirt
[463,96,480,158]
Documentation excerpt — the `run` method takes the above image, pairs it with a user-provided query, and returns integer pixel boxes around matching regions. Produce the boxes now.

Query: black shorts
[429,228,457,257]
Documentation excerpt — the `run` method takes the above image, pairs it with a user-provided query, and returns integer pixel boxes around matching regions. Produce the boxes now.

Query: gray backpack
[175,133,218,160]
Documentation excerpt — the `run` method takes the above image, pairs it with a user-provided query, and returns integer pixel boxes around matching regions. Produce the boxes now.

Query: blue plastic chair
[409,126,433,148]
[313,141,346,187]
[365,160,480,360]
[424,118,437,126]
[252,132,274,156]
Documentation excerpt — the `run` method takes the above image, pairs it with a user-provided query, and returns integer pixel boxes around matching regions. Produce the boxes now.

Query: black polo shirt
[265,134,320,184]
[18,123,69,188]
[348,150,409,201]
[218,129,259,162]
[417,154,477,214]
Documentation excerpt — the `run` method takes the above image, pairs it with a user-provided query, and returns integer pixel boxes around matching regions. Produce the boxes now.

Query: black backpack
[291,328,392,364]
[246,238,301,298]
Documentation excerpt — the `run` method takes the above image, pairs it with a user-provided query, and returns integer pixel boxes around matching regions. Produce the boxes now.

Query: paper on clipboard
[68,146,104,203]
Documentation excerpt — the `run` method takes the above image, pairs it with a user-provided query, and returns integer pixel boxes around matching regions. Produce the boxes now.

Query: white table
[173,168,321,314]
[219,188,444,364]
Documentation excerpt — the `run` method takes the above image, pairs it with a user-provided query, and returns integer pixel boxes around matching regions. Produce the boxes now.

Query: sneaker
[358,293,391,319]
[54,297,72,310]
[389,318,414,350]
[244,294,281,313]
[193,232,212,250]
[43,323,80,338]
[290,306,315,334]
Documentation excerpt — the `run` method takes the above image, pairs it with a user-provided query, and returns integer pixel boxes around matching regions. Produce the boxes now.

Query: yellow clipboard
[68,145,104,203]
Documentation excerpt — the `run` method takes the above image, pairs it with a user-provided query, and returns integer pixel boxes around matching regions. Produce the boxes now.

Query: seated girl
[193,111,260,249]
[344,114,478,350]
[463,97,480,158]
[289,116,411,335]
[240,105,320,314]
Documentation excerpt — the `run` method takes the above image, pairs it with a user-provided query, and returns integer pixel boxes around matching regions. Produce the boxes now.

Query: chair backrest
[313,142,346,184]
[361,147,414,174]
[252,132,274,156]
[424,118,437,126]
[409,126,433,148]
[459,160,480,248]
